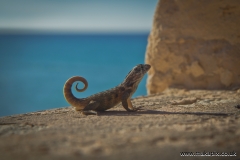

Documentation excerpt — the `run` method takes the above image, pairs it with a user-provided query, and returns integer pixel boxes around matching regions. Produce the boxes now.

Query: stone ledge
[0,89,240,160]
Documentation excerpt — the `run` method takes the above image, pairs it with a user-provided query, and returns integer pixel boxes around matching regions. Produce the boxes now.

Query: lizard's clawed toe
[130,107,139,112]
[81,110,98,115]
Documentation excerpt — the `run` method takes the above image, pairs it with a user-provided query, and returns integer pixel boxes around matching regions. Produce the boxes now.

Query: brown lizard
[63,64,151,115]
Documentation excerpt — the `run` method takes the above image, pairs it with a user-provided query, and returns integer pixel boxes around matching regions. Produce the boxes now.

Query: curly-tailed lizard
[63,64,151,115]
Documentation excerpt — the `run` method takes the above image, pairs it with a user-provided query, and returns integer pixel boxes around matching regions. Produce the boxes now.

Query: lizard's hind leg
[81,101,100,115]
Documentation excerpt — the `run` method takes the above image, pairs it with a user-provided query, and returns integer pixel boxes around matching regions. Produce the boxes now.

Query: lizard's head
[123,64,151,86]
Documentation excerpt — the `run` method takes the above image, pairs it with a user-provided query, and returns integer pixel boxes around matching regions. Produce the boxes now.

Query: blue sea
[0,33,149,117]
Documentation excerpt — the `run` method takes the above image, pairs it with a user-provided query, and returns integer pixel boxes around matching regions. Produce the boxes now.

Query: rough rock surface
[1,89,240,160]
[145,0,240,94]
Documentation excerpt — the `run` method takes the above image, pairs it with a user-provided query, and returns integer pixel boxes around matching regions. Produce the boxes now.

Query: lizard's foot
[128,107,138,112]
[81,110,98,115]
[134,106,145,110]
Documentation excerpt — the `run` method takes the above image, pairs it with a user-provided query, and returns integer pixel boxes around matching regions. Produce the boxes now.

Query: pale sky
[0,0,158,33]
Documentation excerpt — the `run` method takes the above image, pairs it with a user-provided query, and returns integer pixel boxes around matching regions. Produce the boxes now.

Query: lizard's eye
[135,67,140,72]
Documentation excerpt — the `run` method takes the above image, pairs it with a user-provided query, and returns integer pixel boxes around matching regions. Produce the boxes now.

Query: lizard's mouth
[144,64,151,72]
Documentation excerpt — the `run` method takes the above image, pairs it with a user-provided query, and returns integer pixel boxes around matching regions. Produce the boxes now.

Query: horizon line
[0,28,151,35]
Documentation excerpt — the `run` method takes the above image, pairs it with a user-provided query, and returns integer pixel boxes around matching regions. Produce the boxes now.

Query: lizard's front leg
[122,91,137,112]
[127,98,134,110]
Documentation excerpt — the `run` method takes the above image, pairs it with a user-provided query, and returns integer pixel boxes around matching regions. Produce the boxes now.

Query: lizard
[63,64,151,115]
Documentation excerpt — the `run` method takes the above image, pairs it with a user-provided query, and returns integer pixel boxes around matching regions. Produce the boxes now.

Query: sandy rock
[186,61,205,78]
[0,89,240,160]
[220,69,233,87]
[145,0,240,94]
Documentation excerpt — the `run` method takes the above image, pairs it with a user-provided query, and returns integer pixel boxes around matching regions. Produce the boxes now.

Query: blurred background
[0,0,158,116]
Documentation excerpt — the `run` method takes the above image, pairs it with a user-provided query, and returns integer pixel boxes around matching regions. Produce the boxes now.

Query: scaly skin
[63,64,151,115]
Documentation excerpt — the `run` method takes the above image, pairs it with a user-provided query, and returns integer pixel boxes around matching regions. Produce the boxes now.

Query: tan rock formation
[145,0,240,94]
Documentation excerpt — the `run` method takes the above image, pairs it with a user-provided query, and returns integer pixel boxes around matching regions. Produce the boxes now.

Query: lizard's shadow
[97,110,229,117]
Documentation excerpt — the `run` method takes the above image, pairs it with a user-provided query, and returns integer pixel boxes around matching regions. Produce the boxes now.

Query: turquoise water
[0,33,149,117]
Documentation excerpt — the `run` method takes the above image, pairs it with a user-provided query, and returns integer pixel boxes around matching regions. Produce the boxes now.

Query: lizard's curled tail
[63,76,88,107]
